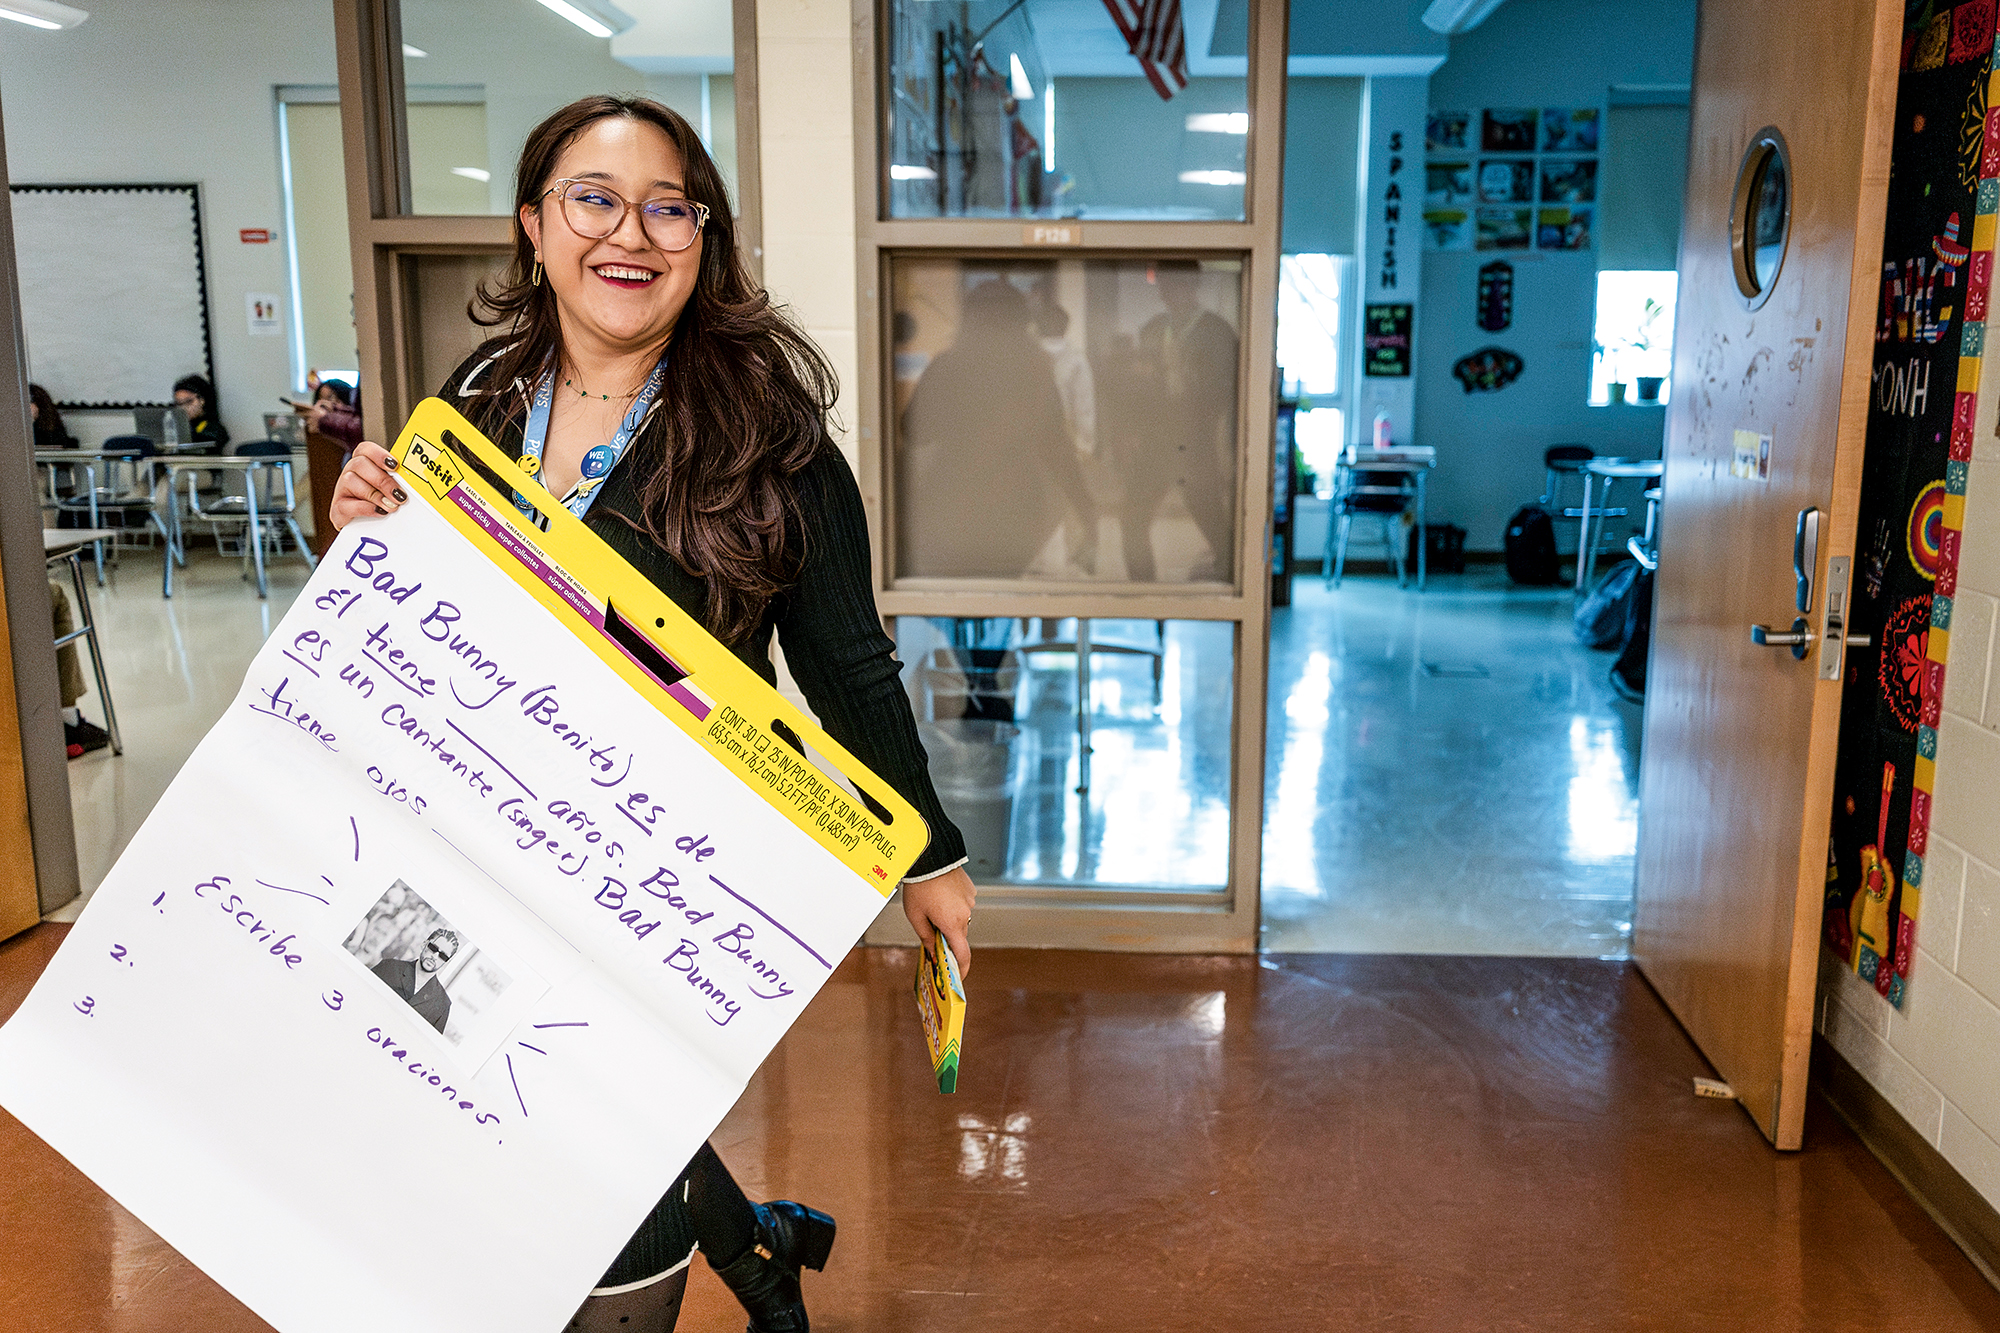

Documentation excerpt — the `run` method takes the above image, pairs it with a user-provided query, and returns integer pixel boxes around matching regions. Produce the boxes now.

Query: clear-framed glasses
[543,178,709,253]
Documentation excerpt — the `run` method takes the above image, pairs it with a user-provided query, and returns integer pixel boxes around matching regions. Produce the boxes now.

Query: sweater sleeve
[774,449,967,880]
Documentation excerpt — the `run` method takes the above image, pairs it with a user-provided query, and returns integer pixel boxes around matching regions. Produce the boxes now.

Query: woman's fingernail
[385,456,399,470]
[374,505,387,515]
[394,489,407,502]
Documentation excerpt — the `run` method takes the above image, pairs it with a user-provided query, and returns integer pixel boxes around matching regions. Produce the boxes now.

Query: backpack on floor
[1574,559,1641,648]
[1609,567,1654,701]
[1504,505,1561,585]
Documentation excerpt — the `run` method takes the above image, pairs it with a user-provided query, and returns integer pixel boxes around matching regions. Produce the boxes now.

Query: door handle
[1794,507,1821,614]
[1751,618,1814,659]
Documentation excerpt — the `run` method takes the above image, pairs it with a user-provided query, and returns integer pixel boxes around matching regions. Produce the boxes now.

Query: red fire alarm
[239,228,272,244]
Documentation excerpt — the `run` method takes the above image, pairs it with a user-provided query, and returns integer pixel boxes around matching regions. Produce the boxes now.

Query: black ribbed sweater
[434,350,965,880]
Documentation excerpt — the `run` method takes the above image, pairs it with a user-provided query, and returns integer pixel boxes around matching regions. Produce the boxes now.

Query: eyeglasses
[542,179,709,253]
[423,941,452,956]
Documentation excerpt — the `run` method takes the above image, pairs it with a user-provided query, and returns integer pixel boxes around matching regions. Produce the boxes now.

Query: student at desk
[30,384,76,452]
[172,374,229,449]
[307,378,363,455]
[33,384,89,528]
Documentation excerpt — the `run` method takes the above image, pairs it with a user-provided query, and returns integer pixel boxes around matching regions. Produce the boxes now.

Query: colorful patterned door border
[1825,0,1999,1008]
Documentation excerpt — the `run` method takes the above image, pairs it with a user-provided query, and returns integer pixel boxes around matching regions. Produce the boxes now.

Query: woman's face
[521,117,702,363]
[174,388,204,419]
[314,385,337,407]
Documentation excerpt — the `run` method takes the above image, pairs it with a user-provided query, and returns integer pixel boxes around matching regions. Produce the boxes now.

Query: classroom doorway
[1257,12,1695,958]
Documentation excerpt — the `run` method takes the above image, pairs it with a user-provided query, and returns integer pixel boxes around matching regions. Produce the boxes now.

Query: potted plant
[1630,298,1668,402]
[1594,338,1628,406]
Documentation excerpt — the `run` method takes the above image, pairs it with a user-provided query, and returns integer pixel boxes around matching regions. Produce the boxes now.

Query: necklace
[562,374,644,402]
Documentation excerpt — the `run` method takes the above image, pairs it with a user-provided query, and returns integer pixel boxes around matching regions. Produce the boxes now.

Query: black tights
[597,1140,757,1288]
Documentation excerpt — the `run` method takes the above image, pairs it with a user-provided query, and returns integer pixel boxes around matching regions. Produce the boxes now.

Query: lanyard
[513,353,669,522]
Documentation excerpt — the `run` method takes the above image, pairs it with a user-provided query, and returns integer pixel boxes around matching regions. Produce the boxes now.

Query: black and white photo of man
[371,928,459,1033]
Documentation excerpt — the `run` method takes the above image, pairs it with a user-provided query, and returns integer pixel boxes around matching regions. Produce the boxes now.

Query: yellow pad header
[392,398,928,894]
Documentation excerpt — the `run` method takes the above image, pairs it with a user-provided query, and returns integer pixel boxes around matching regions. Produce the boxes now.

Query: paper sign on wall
[0,399,928,1333]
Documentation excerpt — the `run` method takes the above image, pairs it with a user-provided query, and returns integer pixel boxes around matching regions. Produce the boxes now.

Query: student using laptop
[172,375,228,448]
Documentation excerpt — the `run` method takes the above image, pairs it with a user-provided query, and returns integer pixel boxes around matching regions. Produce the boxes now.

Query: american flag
[1100,0,1188,101]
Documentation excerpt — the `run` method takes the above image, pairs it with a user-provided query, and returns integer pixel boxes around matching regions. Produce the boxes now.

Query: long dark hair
[29,383,70,442]
[466,95,837,646]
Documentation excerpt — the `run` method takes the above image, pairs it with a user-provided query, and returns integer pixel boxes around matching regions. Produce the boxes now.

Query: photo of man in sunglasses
[371,928,460,1034]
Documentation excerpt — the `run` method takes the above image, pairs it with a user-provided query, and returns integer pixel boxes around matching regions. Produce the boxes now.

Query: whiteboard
[12,184,214,408]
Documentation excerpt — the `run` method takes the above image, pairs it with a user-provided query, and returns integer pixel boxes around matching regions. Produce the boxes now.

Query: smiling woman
[328,94,978,1333]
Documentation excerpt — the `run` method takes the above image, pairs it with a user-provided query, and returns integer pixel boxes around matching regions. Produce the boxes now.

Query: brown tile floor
[4,926,1998,1332]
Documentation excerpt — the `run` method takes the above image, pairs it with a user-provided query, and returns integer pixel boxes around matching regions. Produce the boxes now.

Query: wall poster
[1363,303,1414,376]
[1824,1,1999,1008]
[0,401,929,1332]
[1426,107,1597,251]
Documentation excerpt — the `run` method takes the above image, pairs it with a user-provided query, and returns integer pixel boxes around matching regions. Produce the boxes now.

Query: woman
[330,96,977,1333]
[30,383,76,451]
[172,374,229,448]
[307,378,364,454]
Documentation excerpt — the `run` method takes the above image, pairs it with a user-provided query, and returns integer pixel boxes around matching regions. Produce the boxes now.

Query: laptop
[132,404,194,447]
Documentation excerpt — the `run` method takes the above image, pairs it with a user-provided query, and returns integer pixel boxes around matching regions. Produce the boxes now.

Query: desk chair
[53,437,166,580]
[1016,618,1166,795]
[182,444,316,590]
[1626,485,1662,572]
[1325,467,1416,587]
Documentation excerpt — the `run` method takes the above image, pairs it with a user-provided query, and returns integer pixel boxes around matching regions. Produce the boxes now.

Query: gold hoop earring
[531,258,542,287]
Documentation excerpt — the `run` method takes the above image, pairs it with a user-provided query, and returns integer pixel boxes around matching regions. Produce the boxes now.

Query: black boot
[709,1200,836,1333]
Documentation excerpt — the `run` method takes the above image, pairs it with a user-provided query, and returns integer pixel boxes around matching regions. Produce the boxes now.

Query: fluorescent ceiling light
[1421,0,1508,34]
[1186,112,1248,134]
[889,164,937,181]
[403,43,428,57]
[532,0,633,38]
[1179,170,1246,186]
[1009,53,1035,101]
[0,0,88,29]
[452,167,492,182]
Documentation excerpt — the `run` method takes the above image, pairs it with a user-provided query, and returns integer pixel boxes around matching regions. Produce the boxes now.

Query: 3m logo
[871,866,888,880]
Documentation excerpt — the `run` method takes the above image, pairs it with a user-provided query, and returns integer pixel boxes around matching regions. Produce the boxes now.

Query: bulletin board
[10,183,215,409]
[1421,108,1599,253]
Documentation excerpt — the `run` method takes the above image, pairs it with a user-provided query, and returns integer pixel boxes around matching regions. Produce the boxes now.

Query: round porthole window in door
[1731,129,1792,307]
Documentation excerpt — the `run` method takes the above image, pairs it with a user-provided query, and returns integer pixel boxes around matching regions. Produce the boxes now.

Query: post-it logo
[402,434,464,500]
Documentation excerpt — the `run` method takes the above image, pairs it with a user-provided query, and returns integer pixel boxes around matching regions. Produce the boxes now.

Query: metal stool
[1541,444,1595,511]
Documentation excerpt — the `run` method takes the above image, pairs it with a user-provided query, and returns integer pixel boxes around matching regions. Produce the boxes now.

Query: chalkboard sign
[11,184,214,409]
[1364,303,1413,377]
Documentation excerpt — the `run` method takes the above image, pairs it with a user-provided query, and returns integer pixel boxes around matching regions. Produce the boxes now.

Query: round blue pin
[581,444,617,479]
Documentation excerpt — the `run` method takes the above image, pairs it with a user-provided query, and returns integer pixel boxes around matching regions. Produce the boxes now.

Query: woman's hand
[903,866,975,977]
[329,441,407,532]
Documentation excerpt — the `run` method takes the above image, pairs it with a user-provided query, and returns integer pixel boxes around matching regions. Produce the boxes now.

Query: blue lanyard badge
[513,354,670,522]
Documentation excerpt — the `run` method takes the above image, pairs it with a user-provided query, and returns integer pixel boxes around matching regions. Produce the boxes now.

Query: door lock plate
[1817,555,1853,680]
